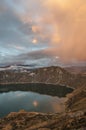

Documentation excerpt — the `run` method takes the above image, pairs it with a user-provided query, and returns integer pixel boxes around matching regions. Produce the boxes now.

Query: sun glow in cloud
[29,0,86,62]
[32,38,38,44]
[0,0,86,66]
[32,25,42,33]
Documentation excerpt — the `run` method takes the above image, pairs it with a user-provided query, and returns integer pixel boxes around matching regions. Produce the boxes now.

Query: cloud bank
[27,0,86,62]
[0,0,86,66]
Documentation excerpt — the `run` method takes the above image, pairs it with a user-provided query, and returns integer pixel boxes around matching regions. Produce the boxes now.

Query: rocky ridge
[0,110,86,130]
[0,66,86,89]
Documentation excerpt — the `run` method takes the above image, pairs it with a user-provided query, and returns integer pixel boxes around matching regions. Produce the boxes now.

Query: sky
[0,0,86,67]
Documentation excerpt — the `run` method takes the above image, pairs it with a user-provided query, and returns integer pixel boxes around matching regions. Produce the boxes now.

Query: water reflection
[0,91,67,117]
[33,101,39,107]
[0,83,73,97]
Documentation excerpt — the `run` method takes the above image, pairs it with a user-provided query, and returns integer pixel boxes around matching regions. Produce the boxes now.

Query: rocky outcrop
[0,110,86,130]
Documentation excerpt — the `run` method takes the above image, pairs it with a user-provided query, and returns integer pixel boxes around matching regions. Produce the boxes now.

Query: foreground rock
[0,110,86,130]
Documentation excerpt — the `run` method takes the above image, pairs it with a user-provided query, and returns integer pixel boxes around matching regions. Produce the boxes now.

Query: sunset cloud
[40,0,86,62]
[0,0,86,66]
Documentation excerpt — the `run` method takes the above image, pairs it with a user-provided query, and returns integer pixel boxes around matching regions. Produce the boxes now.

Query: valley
[0,66,86,130]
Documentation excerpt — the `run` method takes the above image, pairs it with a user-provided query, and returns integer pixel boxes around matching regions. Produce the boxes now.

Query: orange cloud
[32,25,43,33]
[19,0,86,63]
[40,0,86,62]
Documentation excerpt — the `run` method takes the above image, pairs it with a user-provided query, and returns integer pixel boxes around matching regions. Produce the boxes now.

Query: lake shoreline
[0,83,73,118]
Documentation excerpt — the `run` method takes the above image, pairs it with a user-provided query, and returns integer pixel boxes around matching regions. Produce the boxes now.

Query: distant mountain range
[0,66,86,89]
[0,64,86,73]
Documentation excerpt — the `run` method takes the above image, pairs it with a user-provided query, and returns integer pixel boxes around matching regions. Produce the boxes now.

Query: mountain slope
[0,66,86,89]
[66,85,86,112]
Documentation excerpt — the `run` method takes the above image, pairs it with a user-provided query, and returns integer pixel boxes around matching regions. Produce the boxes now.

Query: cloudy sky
[0,0,86,67]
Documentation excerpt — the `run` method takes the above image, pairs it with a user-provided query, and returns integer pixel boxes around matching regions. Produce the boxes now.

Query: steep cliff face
[0,66,86,89]
[66,86,86,112]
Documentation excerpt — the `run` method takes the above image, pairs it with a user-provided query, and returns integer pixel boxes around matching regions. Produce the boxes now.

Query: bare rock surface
[0,110,86,130]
